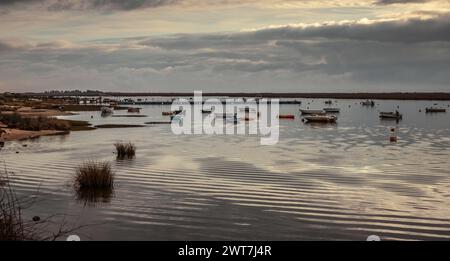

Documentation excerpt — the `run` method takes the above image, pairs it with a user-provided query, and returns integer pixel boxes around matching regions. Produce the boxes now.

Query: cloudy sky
[0,0,449,93]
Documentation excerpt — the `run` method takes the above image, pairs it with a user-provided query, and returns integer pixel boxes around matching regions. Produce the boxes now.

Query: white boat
[323,108,340,113]
[300,109,326,115]
[379,112,402,120]
[304,115,337,123]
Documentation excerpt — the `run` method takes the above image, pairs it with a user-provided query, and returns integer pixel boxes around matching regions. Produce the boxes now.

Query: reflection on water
[76,187,114,206]
[1,99,450,240]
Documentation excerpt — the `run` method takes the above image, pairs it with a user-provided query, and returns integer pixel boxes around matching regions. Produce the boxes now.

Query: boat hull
[426,108,446,113]
[300,109,326,115]
[304,115,337,123]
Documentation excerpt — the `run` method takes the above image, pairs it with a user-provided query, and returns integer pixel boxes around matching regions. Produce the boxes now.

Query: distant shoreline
[10,92,450,100]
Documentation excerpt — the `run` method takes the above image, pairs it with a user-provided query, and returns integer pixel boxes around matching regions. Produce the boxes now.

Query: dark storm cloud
[0,0,180,10]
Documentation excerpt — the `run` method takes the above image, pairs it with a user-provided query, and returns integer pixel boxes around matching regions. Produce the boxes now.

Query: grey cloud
[137,15,450,57]
[0,0,180,11]
[375,0,428,4]
[248,15,450,43]
[1,15,450,92]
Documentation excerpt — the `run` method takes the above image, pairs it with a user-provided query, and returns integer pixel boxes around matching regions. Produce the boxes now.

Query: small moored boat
[300,109,326,115]
[425,107,446,113]
[162,110,182,116]
[278,114,295,119]
[304,115,337,123]
[323,108,340,113]
[379,111,403,120]
[215,113,237,119]
[127,108,141,113]
[201,109,213,114]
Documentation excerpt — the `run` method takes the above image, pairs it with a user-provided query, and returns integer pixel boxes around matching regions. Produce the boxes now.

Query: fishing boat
[300,109,326,115]
[278,114,295,119]
[323,108,340,113]
[304,115,337,123]
[379,111,403,120]
[425,107,446,113]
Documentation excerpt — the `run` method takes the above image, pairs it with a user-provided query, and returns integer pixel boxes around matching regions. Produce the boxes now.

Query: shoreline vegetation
[1,167,82,241]
[1,91,449,142]
[0,112,94,142]
[9,91,450,100]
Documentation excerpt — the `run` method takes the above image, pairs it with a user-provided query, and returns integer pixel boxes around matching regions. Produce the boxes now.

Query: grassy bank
[0,113,70,131]
[0,113,93,132]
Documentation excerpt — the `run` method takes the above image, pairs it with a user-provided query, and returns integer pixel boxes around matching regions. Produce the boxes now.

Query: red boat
[278,115,295,119]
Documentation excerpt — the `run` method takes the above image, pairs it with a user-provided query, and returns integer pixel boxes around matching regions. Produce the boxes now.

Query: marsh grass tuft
[74,161,114,205]
[114,142,136,159]
[75,161,114,191]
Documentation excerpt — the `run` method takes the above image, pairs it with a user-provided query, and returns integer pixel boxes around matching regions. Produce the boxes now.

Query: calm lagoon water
[1,99,450,240]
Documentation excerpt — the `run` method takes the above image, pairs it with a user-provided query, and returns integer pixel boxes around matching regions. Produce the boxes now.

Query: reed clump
[114,142,136,159]
[74,161,114,191]
[0,173,23,241]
